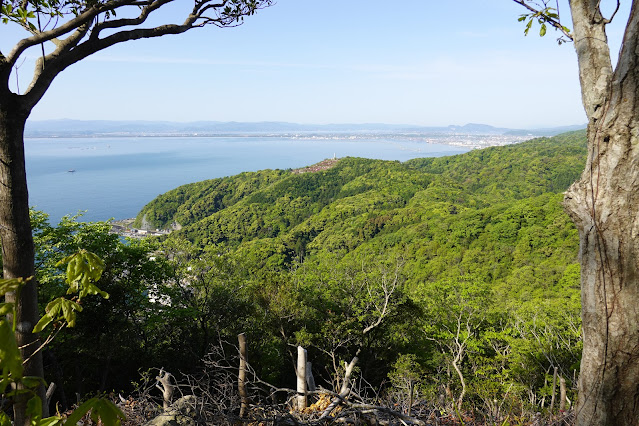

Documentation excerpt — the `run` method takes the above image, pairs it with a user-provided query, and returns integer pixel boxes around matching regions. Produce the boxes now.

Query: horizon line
[26,118,587,131]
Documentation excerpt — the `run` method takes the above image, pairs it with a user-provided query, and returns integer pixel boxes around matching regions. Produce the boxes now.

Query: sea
[24,136,470,224]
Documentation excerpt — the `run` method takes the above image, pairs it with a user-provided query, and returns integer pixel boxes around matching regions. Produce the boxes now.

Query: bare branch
[602,0,621,24]
[362,259,403,335]
[21,323,66,365]
[89,0,176,39]
[319,354,359,419]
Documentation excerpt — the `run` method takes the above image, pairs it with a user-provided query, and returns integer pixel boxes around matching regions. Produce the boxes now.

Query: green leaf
[524,19,533,36]
[27,395,43,421]
[0,303,14,317]
[64,398,125,426]
[90,399,125,426]
[34,417,64,426]
[0,320,23,393]
[58,250,108,300]
[85,251,105,272]
[55,253,76,268]
[63,398,96,425]
[32,314,55,334]
[0,277,29,297]
[33,297,83,332]
[22,376,46,389]
[540,24,547,37]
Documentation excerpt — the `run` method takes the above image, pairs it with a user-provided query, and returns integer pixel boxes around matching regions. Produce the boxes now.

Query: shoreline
[110,218,171,239]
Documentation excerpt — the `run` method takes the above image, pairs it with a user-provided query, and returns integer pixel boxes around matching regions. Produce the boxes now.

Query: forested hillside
[136,132,584,289]
[31,131,586,422]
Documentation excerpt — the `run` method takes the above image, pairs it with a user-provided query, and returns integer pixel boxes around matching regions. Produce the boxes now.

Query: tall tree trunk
[566,108,639,426]
[564,3,639,424]
[0,93,47,424]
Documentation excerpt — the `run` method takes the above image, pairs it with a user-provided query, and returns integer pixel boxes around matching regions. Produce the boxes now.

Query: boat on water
[67,169,76,173]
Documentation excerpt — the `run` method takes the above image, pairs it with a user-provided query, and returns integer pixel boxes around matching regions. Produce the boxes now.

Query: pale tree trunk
[0,90,47,424]
[238,333,248,417]
[559,376,567,412]
[451,353,466,411]
[563,1,639,424]
[550,366,557,414]
[296,346,307,411]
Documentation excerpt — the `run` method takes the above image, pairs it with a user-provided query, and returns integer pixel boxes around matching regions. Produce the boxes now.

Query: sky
[0,1,631,129]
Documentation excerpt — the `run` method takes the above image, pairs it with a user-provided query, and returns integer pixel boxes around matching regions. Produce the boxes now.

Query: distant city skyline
[0,1,630,128]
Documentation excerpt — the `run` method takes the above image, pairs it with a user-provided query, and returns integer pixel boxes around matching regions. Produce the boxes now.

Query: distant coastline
[26,135,471,225]
[25,119,586,141]
[27,132,537,150]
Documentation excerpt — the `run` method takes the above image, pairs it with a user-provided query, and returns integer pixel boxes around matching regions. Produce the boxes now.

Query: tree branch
[20,0,271,110]
[5,0,137,69]
[89,0,176,38]
[511,0,574,41]
[596,0,621,24]
[566,0,614,121]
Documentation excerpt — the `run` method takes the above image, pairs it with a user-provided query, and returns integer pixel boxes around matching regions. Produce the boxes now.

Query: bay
[24,136,469,224]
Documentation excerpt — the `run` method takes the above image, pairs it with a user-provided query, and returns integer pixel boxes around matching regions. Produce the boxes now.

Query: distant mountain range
[24,119,585,138]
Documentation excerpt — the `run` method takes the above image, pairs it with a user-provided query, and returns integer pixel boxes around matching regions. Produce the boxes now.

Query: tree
[420,276,491,411]
[0,1,271,423]
[513,1,639,424]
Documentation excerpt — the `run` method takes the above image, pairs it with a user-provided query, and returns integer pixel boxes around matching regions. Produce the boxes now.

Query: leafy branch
[0,250,125,425]
[512,0,572,44]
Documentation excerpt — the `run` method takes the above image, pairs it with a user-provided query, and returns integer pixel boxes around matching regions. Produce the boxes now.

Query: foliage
[1,1,273,423]
[0,253,124,425]
[127,131,586,415]
[0,0,272,31]
[31,213,179,401]
[513,0,573,44]
[9,131,587,421]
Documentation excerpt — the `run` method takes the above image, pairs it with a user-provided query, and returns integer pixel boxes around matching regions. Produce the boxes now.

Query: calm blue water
[24,136,469,224]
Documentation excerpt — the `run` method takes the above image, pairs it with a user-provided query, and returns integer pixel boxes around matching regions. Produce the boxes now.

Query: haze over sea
[25,136,470,224]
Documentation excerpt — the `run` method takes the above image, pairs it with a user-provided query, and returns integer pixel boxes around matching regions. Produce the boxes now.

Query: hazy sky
[0,1,630,128]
